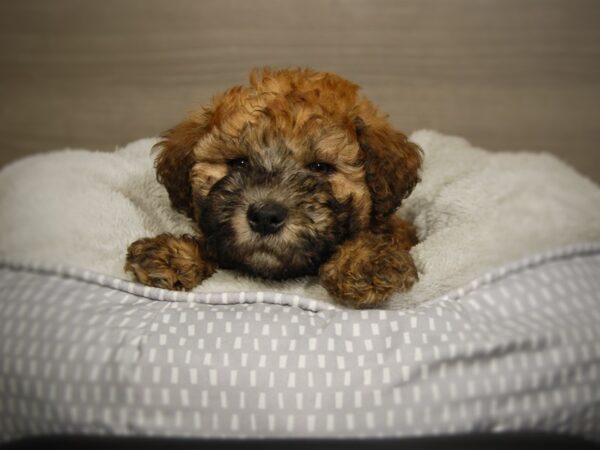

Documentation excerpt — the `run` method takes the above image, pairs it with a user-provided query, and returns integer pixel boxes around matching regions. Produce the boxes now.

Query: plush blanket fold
[1,130,599,308]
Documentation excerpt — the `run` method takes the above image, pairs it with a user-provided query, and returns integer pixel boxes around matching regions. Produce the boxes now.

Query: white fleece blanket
[1,130,599,308]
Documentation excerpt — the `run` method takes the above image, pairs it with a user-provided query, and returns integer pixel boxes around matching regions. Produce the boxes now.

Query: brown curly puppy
[125,68,422,308]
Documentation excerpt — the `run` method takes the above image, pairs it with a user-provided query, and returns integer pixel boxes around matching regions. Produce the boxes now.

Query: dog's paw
[319,234,418,308]
[125,234,216,291]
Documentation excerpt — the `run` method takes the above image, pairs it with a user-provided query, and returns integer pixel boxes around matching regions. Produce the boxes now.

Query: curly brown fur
[320,216,419,308]
[125,234,217,290]
[125,67,422,307]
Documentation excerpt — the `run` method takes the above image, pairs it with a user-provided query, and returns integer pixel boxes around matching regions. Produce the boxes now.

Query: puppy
[125,68,422,308]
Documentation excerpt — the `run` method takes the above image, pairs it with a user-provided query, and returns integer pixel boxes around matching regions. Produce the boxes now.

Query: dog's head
[155,68,421,279]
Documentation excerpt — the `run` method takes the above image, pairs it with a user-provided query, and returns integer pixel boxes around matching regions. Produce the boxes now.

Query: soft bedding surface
[0,244,599,442]
[1,130,599,308]
[1,131,600,443]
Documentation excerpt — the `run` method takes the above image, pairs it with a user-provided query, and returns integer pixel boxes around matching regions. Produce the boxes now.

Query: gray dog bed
[1,131,599,444]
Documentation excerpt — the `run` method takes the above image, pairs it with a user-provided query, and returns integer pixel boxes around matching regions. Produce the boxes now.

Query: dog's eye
[227,158,249,169]
[306,162,335,174]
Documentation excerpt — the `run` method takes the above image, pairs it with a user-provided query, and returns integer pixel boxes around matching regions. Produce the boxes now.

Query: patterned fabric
[1,244,599,443]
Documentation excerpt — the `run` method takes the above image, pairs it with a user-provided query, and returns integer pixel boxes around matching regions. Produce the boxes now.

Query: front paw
[319,235,418,308]
[125,234,216,290]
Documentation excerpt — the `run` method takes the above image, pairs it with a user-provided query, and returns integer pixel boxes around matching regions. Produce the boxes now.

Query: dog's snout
[247,202,288,235]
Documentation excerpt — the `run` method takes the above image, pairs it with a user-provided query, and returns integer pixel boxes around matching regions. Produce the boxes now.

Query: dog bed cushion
[1,131,600,443]
[0,244,599,442]
[0,130,599,308]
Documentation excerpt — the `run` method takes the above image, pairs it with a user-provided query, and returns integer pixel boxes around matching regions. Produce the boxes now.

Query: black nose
[247,202,288,235]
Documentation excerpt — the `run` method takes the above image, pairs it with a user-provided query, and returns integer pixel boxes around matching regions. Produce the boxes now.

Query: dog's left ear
[353,116,422,225]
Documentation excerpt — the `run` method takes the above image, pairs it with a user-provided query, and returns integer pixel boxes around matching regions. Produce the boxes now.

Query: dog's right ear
[154,109,214,217]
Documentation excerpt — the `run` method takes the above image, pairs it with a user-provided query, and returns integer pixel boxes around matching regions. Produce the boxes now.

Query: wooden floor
[1,0,599,182]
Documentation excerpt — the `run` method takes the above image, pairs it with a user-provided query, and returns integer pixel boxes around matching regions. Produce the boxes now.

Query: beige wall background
[1,0,599,183]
